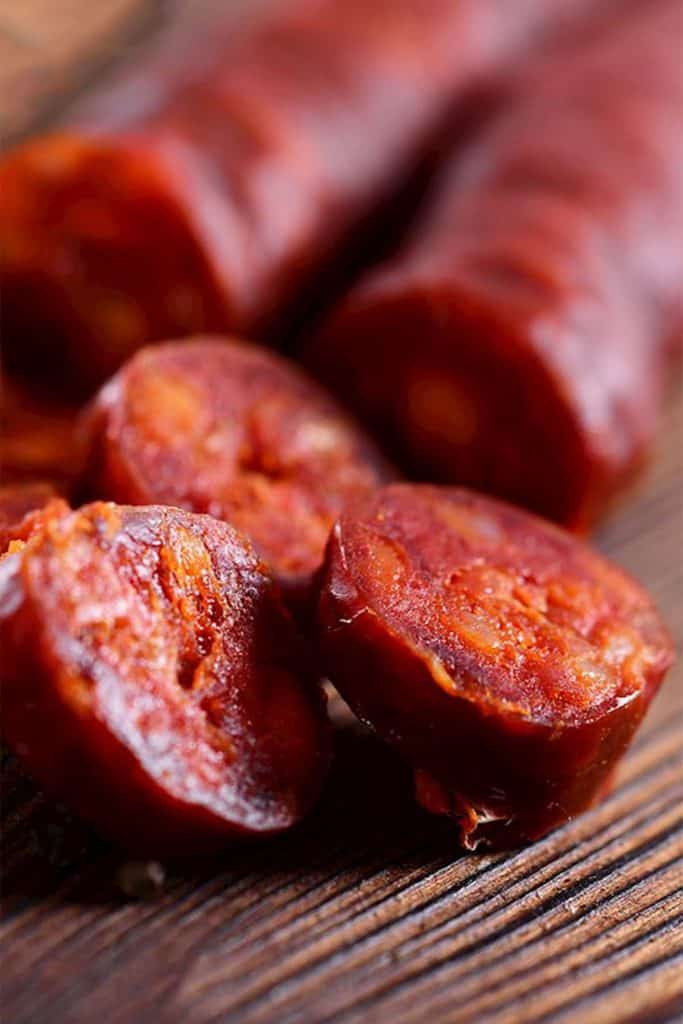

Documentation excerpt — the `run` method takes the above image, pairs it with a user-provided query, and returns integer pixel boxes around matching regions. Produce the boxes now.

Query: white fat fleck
[474,807,513,825]
[614,690,640,710]
[72,595,133,629]
[337,607,371,627]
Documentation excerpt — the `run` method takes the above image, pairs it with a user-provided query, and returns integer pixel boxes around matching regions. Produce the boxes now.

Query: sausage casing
[1,0,612,390]
[309,0,683,529]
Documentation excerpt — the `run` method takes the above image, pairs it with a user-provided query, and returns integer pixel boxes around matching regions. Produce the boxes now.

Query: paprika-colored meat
[0,482,69,553]
[78,337,393,609]
[0,0,612,392]
[0,501,330,853]
[308,0,683,530]
[316,484,674,849]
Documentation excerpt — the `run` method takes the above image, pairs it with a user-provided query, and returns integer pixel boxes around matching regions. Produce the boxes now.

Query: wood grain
[0,3,682,1023]
[1,409,681,1024]
[0,0,165,143]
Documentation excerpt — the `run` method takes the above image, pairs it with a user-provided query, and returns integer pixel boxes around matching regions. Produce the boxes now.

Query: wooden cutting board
[1,4,682,1022]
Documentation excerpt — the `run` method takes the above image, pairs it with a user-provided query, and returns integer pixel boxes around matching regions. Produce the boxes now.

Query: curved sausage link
[309,0,683,530]
[1,0,609,391]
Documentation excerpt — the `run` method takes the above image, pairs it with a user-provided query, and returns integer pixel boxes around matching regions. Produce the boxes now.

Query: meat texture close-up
[0,482,70,554]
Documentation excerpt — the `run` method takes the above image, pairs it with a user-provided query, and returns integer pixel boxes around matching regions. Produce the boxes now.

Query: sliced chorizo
[316,484,674,848]
[308,0,683,530]
[0,501,330,853]
[78,337,394,610]
[0,0,613,392]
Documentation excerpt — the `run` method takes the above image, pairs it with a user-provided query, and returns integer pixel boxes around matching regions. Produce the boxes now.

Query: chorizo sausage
[316,484,674,848]
[0,0,614,392]
[308,0,683,530]
[78,337,394,610]
[0,501,330,853]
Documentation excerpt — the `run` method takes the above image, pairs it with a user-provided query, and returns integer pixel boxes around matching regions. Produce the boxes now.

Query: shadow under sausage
[0,705,463,916]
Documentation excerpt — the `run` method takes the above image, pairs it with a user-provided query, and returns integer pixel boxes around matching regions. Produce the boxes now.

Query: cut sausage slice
[79,337,394,610]
[0,501,330,853]
[316,484,674,848]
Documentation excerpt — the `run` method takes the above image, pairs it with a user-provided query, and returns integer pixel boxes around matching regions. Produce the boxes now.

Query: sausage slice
[79,337,393,610]
[0,501,330,853]
[317,484,674,848]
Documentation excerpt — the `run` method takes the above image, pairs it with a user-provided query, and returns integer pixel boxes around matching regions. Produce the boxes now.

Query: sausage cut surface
[0,501,330,853]
[317,484,674,848]
[79,337,393,608]
[0,482,69,554]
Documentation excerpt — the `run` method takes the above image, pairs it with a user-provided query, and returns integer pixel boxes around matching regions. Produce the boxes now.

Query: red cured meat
[1,376,80,490]
[316,484,674,848]
[78,337,393,609]
[309,0,683,530]
[0,482,69,553]
[0,501,330,853]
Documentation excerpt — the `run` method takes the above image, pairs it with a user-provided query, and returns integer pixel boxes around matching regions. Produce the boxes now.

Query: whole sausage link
[309,0,683,530]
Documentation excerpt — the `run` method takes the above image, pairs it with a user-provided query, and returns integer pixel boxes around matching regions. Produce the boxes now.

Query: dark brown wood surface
[1,4,682,1023]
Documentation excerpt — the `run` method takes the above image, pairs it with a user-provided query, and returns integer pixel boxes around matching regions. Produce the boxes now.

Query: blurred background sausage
[1,377,81,491]
[307,0,683,531]
[0,0,624,394]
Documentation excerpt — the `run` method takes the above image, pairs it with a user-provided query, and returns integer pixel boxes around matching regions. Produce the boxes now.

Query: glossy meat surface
[317,484,674,847]
[309,0,683,529]
[0,502,330,852]
[0,0,607,391]
[79,337,393,607]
